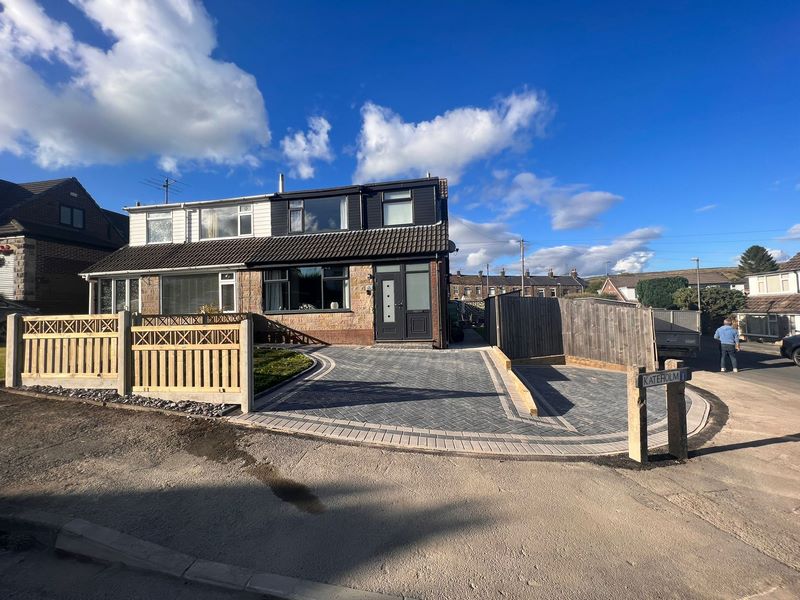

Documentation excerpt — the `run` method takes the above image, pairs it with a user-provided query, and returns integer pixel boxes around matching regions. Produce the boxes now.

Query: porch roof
[738,294,800,314]
[82,222,450,276]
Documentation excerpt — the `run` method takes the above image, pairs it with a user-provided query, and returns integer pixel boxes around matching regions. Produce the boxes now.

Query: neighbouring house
[449,268,587,300]
[0,177,128,314]
[600,267,741,302]
[82,176,453,347]
[736,252,800,340]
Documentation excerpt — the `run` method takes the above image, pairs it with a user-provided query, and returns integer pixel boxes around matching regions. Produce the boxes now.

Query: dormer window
[200,204,253,239]
[60,205,84,229]
[382,190,412,226]
[288,196,347,234]
[146,212,171,244]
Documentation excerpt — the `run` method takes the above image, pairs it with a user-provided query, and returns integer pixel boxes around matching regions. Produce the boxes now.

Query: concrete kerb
[489,345,539,416]
[251,345,322,408]
[0,504,409,600]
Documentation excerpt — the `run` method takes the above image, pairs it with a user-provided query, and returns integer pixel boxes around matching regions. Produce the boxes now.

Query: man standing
[714,318,740,373]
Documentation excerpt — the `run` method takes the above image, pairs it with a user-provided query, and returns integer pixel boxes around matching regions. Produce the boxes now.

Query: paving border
[0,503,407,600]
[230,348,711,458]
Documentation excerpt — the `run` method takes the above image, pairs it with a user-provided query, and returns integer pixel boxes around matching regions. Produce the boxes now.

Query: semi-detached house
[82,176,453,347]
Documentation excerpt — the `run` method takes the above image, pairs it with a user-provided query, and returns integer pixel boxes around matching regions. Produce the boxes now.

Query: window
[263,266,350,311]
[781,273,790,292]
[161,272,237,314]
[60,205,84,229]
[405,263,430,310]
[146,212,171,244]
[537,288,545,297]
[382,190,413,226]
[200,205,252,239]
[98,279,139,313]
[489,287,496,296]
[550,288,557,297]
[287,197,347,233]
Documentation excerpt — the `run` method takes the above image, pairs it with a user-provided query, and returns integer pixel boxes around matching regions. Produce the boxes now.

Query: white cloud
[0,0,269,170]
[784,224,800,240]
[280,116,333,179]
[478,171,622,229]
[522,227,663,276]
[448,216,520,272]
[353,91,548,183]
[767,248,790,262]
[694,204,718,213]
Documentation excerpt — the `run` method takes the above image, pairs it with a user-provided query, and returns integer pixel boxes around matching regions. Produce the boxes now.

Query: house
[600,267,740,302]
[736,252,800,340]
[449,268,587,299]
[82,176,453,347]
[0,177,128,314]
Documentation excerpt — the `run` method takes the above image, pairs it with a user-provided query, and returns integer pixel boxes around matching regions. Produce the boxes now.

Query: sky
[0,0,798,276]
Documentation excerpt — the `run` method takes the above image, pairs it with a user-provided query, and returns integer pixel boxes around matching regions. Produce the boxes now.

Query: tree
[673,286,746,333]
[738,245,778,276]
[585,278,604,294]
[635,277,689,308]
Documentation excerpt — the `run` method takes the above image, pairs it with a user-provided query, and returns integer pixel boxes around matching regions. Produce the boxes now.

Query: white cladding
[128,198,272,246]
[0,253,16,298]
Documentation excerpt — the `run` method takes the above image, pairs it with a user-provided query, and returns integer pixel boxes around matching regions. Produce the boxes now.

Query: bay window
[287,196,347,233]
[146,212,171,244]
[161,272,237,314]
[200,204,252,239]
[98,278,140,313]
[382,190,413,226]
[264,266,350,311]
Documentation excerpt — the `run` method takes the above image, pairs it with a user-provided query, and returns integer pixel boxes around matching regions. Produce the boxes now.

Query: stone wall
[140,276,160,313]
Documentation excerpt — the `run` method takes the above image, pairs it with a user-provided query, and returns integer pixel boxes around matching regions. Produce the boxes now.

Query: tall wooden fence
[487,295,656,369]
[6,312,253,411]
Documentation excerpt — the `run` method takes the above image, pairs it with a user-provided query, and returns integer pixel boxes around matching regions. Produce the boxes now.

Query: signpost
[627,360,691,463]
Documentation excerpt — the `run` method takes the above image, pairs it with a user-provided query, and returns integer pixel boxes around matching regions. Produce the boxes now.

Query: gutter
[82,263,247,279]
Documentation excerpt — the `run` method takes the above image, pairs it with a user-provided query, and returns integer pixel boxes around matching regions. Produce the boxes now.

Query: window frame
[199,204,254,240]
[262,266,351,313]
[381,189,414,227]
[146,211,172,244]
[97,278,141,314]
[59,204,85,230]
[287,197,348,234]
[158,271,238,314]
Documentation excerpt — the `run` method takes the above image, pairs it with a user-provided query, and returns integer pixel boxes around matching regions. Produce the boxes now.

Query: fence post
[627,365,648,463]
[665,358,688,460]
[5,313,22,387]
[239,317,254,413]
[117,311,131,396]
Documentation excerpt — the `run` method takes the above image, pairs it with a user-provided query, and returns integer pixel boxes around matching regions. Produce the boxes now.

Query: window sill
[262,309,353,315]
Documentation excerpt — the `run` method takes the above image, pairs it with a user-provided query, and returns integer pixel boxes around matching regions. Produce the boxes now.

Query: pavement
[1,350,798,600]
[234,346,708,457]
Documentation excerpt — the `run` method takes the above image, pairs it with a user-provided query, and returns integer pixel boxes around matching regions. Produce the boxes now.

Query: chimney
[500,268,506,277]
[278,173,285,194]
[570,268,578,278]
[456,270,461,276]
[525,269,530,277]
[478,270,483,277]
[548,268,555,278]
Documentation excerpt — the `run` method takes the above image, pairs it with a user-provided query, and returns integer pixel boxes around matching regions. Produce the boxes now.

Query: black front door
[375,269,405,340]
[375,263,432,341]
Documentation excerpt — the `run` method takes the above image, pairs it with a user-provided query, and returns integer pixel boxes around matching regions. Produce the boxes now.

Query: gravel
[20,385,236,417]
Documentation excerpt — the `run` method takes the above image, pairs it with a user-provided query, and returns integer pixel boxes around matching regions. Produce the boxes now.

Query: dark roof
[0,218,122,249]
[779,252,800,272]
[102,209,130,242]
[607,267,737,288]
[83,223,450,275]
[17,178,71,195]
[740,294,800,314]
[450,273,587,287]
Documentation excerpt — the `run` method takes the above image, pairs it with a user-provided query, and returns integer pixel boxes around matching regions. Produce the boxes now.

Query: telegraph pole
[691,257,701,311]
[520,239,525,296]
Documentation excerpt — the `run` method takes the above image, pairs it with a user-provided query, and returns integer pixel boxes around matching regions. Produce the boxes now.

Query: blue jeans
[720,344,738,370]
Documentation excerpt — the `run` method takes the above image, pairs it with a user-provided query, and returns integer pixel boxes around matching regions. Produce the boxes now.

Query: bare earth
[0,364,798,599]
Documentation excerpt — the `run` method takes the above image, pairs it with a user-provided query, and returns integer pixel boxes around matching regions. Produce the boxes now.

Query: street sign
[637,367,691,388]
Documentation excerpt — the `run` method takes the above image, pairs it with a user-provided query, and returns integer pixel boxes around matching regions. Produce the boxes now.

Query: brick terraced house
[0,177,128,313]
[82,176,453,347]
[450,268,587,300]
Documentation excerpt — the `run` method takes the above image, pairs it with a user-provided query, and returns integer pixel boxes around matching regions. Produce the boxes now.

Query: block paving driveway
[232,346,709,457]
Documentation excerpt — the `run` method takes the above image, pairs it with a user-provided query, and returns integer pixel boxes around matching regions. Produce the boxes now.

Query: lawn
[252,347,313,394]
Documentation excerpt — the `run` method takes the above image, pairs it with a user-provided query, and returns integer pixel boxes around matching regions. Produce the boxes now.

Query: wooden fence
[487,295,656,370]
[6,312,254,411]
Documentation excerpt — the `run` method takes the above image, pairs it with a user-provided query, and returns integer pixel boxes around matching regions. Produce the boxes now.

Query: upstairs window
[382,190,412,226]
[146,212,171,244]
[288,196,347,233]
[200,205,252,239]
[60,205,84,229]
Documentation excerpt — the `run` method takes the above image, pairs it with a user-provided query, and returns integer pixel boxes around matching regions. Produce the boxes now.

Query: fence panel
[20,314,119,387]
[131,323,241,394]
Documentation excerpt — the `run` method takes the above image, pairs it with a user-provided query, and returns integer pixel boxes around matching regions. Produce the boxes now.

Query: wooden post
[117,311,131,396]
[239,316,254,413]
[665,358,688,460]
[5,313,22,387]
[627,365,648,463]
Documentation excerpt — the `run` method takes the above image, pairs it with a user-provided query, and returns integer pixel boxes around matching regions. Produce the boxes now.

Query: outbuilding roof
[606,267,738,288]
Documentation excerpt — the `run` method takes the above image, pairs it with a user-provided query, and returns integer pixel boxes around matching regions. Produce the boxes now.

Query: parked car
[780,335,800,366]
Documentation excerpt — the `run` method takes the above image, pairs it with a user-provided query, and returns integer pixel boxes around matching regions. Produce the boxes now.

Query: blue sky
[0,0,798,275]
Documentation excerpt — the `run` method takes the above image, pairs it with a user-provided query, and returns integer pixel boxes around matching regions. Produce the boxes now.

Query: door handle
[396,302,403,306]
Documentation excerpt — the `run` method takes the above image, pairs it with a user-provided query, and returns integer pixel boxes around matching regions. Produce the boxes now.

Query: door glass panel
[382,280,395,323]
[115,280,126,311]
[99,280,113,313]
[376,265,401,273]
[406,263,429,272]
[405,272,430,310]
[221,284,235,312]
[129,279,139,312]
